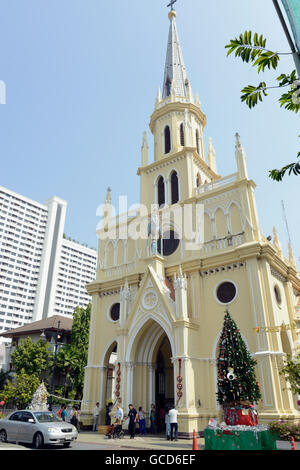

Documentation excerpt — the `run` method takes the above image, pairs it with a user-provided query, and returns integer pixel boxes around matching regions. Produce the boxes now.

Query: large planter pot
[98,425,110,434]
[224,406,258,426]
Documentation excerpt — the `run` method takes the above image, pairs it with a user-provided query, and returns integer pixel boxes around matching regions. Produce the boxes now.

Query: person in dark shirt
[127,404,137,439]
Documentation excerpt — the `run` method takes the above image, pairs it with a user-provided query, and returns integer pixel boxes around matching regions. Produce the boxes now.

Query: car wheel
[0,430,7,443]
[33,432,44,449]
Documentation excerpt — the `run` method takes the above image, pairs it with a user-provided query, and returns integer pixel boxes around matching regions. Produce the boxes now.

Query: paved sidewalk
[0,443,28,450]
[76,431,300,451]
[77,431,204,450]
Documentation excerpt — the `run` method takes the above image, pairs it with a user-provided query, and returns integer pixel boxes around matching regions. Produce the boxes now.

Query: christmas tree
[28,382,49,411]
[217,310,261,406]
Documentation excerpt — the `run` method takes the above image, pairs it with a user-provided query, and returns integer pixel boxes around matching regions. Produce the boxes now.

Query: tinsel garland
[208,423,270,443]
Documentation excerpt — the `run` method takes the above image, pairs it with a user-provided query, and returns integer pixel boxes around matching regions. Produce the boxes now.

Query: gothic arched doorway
[126,317,175,426]
[154,335,174,433]
[155,336,174,412]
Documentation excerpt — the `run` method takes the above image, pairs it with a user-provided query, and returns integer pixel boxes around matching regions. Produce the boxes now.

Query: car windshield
[33,412,61,423]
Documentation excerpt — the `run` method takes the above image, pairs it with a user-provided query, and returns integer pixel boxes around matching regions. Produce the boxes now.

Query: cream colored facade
[81,10,300,435]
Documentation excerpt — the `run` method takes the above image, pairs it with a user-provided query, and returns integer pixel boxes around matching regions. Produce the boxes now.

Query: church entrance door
[155,336,174,432]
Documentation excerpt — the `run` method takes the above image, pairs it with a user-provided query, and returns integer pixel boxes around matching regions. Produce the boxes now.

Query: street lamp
[48,320,62,411]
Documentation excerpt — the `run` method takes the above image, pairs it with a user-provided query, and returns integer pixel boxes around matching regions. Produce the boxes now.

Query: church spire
[162,8,189,100]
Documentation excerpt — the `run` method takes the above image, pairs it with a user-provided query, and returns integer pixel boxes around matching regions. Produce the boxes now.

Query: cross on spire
[167,0,177,11]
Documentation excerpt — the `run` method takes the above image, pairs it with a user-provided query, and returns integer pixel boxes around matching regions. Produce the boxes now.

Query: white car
[0,410,78,449]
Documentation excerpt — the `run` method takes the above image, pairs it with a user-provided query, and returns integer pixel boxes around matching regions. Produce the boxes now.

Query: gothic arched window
[180,123,185,146]
[164,126,171,154]
[157,176,165,207]
[170,171,179,204]
[196,129,200,155]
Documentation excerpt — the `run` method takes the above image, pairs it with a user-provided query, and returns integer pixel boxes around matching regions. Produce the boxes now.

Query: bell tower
[138,8,221,211]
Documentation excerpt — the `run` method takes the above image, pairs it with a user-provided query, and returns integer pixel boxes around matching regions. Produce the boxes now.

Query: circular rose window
[110,303,120,322]
[157,230,180,256]
[215,281,237,305]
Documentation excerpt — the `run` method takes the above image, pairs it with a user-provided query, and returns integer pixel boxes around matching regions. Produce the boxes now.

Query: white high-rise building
[0,185,97,343]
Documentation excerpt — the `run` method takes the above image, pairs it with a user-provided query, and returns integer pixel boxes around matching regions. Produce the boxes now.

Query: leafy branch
[225,31,300,180]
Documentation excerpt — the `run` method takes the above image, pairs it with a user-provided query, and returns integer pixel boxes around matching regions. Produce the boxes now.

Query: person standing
[56,404,64,418]
[165,407,171,440]
[61,405,67,422]
[71,406,79,431]
[106,401,113,425]
[168,405,178,441]
[69,406,74,423]
[138,406,146,435]
[127,404,137,439]
[149,404,157,434]
[115,404,124,423]
[93,402,100,432]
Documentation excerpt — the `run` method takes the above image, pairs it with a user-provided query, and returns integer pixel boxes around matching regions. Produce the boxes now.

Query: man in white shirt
[93,402,100,432]
[115,404,124,422]
[168,405,178,441]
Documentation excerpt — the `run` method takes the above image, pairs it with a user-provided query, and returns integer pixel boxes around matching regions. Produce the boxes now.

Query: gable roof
[0,315,73,338]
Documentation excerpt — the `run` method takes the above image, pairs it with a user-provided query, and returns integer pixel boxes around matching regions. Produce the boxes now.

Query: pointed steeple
[162,9,189,100]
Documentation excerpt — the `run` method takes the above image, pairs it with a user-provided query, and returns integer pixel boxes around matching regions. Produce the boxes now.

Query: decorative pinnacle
[105,187,112,204]
[167,0,177,19]
[142,131,148,148]
[235,132,241,148]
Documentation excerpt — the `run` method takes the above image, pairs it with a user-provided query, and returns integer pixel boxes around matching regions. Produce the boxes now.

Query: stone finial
[141,131,149,166]
[235,132,248,180]
[208,137,217,173]
[120,278,131,301]
[155,87,162,108]
[105,187,112,205]
[174,264,187,291]
[142,131,148,149]
[288,242,297,268]
[235,132,242,149]
[272,226,283,254]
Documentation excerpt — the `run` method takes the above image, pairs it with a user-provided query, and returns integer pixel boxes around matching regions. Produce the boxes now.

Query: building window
[196,129,200,155]
[157,230,180,257]
[215,281,237,305]
[110,303,120,322]
[170,171,179,204]
[180,123,185,146]
[164,126,171,154]
[274,285,282,306]
[157,177,165,208]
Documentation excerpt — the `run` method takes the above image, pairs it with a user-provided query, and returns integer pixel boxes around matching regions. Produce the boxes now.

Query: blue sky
[0,0,299,266]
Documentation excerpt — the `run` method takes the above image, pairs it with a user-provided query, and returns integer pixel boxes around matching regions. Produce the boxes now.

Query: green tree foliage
[217,310,262,406]
[280,353,300,395]
[56,304,91,400]
[0,369,40,409]
[0,370,9,391]
[225,31,300,181]
[10,337,52,378]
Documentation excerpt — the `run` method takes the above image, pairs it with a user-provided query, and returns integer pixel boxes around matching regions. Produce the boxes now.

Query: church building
[80,7,300,435]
